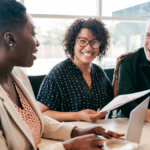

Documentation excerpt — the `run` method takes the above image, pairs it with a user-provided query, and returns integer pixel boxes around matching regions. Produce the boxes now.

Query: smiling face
[11,13,39,67]
[73,28,100,65]
[144,20,150,61]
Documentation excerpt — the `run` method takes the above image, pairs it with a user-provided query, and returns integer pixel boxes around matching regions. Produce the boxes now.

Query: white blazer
[0,67,75,150]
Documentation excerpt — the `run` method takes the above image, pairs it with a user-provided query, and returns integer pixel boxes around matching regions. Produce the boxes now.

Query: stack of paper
[99,89,150,113]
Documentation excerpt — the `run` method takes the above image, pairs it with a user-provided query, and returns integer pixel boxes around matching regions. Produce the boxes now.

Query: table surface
[38,118,150,150]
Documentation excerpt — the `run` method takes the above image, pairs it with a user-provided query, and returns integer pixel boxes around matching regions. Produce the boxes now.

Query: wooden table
[38,118,150,150]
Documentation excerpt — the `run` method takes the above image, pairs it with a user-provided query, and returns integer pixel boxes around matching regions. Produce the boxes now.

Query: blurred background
[18,0,150,75]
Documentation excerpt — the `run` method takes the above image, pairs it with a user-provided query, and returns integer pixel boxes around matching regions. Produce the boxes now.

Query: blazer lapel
[0,85,36,150]
[11,70,44,135]
[0,68,44,150]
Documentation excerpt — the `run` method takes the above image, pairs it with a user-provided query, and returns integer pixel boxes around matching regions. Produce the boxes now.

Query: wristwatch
[113,75,118,80]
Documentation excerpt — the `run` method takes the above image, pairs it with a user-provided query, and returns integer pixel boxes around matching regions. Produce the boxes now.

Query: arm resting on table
[40,115,75,150]
[42,115,75,141]
[37,101,80,122]
[37,101,107,122]
[43,110,80,122]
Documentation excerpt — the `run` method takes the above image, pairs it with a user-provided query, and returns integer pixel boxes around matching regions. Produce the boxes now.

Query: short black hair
[0,0,27,35]
[62,18,110,60]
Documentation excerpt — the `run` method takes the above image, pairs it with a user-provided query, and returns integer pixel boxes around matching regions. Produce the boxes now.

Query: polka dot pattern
[37,58,114,112]
[5,76,41,149]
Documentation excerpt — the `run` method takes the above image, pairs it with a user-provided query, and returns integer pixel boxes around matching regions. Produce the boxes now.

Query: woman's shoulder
[121,47,144,65]
[92,63,110,81]
[92,63,104,73]
[92,63,108,77]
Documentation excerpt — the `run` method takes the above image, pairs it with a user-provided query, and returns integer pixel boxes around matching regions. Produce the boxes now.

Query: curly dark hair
[62,18,110,60]
[0,0,27,35]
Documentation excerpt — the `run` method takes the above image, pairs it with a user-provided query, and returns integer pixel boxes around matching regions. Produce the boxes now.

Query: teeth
[33,52,37,57]
[82,52,92,56]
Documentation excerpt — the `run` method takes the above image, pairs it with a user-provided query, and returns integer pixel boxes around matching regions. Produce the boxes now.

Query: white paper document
[99,89,150,113]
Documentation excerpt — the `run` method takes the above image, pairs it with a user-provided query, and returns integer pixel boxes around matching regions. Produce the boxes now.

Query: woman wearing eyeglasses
[37,18,131,122]
[0,1,126,149]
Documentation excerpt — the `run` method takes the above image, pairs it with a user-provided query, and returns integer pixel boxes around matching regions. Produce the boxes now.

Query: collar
[68,58,93,74]
[68,58,82,74]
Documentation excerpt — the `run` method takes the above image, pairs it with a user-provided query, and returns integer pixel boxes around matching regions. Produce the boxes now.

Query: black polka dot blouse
[37,58,114,112]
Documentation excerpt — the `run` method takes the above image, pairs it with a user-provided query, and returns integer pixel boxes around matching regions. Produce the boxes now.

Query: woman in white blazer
[0,1,124,150]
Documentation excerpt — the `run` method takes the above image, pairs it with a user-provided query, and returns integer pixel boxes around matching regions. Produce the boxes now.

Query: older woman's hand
[114,52,132,76]
[71,126,125,140]
[77,109,108,122]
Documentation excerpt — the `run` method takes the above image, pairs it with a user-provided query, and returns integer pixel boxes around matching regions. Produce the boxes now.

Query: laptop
[125,96,150,144]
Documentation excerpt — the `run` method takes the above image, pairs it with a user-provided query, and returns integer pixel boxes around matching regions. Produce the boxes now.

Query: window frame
[20,0,148,72]
[20,0,148,22]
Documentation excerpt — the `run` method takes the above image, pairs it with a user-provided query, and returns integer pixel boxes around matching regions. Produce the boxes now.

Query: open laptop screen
[125,97,150,144]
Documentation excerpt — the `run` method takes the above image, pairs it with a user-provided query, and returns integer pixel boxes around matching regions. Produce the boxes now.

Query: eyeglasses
[77,37,101,49]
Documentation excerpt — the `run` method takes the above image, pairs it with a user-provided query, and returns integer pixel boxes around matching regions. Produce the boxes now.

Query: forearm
[112,69,119,97]
[42,115,75,141]
[43,110,80,122]
[112,79,118,97]
[42,142,66,150]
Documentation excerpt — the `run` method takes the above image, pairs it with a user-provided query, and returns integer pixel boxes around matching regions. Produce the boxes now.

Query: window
[26,18,73,75]
[20,0,148,75]
[102,20,146,68]
[102,0,150,17]
[25,0,98,16]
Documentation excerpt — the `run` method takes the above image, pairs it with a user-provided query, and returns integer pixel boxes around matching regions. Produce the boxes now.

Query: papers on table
[99,89,150,113]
